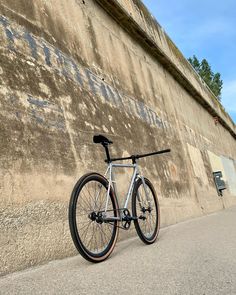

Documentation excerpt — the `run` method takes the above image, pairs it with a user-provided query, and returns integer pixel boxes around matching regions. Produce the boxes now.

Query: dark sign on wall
[213,171,226,196]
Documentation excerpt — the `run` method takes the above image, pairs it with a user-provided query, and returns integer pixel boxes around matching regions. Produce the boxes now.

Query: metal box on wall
[213,171,226,196]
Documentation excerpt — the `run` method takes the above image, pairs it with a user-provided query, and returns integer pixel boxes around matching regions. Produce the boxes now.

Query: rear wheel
[132,178,160,244]
[69,173,119,262]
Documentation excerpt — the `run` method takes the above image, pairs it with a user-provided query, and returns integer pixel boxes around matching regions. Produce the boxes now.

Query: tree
[188,55,223,101]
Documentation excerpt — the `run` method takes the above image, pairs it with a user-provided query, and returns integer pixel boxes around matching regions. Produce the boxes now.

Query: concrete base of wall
[1,195,235,276]
[0,201,75,276]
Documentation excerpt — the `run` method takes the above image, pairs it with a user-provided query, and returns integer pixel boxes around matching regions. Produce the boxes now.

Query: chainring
[122,209,131,230]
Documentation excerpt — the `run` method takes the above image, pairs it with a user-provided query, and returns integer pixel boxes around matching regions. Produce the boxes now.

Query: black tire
[132,178,160,244]
[69,173,119,262]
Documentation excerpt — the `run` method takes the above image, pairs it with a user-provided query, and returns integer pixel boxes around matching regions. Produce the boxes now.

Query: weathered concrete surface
[0,206,236,295]
[96,0,236,138]
[0,0,236,275]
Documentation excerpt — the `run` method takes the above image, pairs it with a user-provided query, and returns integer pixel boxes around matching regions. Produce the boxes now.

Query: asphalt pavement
[0,206,236,295]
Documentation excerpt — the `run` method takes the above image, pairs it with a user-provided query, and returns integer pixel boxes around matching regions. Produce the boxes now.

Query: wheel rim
[135,182,158,240]
[75,179,116,256]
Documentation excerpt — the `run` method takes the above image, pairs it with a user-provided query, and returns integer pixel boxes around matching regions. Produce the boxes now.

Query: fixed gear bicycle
[69,134,171,262]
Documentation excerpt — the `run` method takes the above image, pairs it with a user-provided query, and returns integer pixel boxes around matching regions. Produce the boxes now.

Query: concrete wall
[0,0,236,275]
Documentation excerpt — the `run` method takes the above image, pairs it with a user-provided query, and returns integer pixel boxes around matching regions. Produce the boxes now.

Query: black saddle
[93,134,113,145]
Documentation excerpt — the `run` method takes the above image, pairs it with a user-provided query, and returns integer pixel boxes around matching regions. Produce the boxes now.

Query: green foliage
[188,55,223,101]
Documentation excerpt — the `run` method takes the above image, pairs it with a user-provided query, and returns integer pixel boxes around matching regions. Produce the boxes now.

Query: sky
[142,0,236,123]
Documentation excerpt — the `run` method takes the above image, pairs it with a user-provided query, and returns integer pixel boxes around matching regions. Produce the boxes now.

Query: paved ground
[1,206,236,295]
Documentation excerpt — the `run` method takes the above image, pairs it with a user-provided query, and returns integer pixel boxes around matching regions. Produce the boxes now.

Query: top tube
[105,149,171,163]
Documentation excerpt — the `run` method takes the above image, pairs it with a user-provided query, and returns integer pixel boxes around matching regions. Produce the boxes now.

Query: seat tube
[110,168,118,199]
[124,165,137,209]
[105,163,112,213]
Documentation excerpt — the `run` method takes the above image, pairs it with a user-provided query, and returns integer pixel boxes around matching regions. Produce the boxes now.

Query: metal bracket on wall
[213,171,226,197]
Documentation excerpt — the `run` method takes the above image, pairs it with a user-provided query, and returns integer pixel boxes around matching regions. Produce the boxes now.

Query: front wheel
[69,173,119,262]
[132,178,160,244]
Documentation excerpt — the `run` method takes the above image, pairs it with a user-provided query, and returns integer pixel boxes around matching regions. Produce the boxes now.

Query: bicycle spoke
[80,190,93,211]
[71,177,117,256]
[85,185,95,209]
[77,220,92,234]
[98,224,111,244]
[133,179,159,242]
[79,221,93,243]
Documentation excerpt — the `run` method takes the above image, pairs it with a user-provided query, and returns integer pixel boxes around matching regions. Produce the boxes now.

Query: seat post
[103,144,111,163]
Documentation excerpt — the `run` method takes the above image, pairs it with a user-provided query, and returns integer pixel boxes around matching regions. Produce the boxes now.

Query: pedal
[138,215,146,220]
[121,215,138,222]
[102,217,121,222]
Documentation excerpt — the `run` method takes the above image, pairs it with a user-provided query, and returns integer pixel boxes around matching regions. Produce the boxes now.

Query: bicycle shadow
[73,229,169,268]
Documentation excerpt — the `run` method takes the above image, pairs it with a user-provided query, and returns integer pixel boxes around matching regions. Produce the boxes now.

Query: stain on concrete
[0,15,166,129]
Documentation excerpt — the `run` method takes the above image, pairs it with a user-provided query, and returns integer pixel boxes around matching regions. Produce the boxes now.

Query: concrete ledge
[95,0,236,139]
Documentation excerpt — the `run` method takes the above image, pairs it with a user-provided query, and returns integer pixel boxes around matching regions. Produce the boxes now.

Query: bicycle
[69,134,171,262]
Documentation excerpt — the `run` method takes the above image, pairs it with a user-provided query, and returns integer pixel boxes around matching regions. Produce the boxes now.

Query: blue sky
[142,0,236,123]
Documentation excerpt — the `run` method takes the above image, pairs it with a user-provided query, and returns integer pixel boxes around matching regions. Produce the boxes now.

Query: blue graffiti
[0,14,166,129]
[27,95,63,114]
[27,96,49,108]
[54,48,72,78]
[0,15,8,26]
[28,95,65,130]
[23,32,38,59]
[71,61,84,86]
[30,109,44,124]
[0,15,18,51]
[43,44,51,66]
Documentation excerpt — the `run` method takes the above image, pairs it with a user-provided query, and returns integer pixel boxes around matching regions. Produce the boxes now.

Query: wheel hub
[88,212,97,221]
[141,207,152,213]
[88,211,105,224]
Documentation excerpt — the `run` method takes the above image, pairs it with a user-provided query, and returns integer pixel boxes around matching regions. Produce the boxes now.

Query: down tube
[124,166,138,209]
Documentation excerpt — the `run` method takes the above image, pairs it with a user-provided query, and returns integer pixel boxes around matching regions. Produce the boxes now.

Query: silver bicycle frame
[103,162,151,218]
